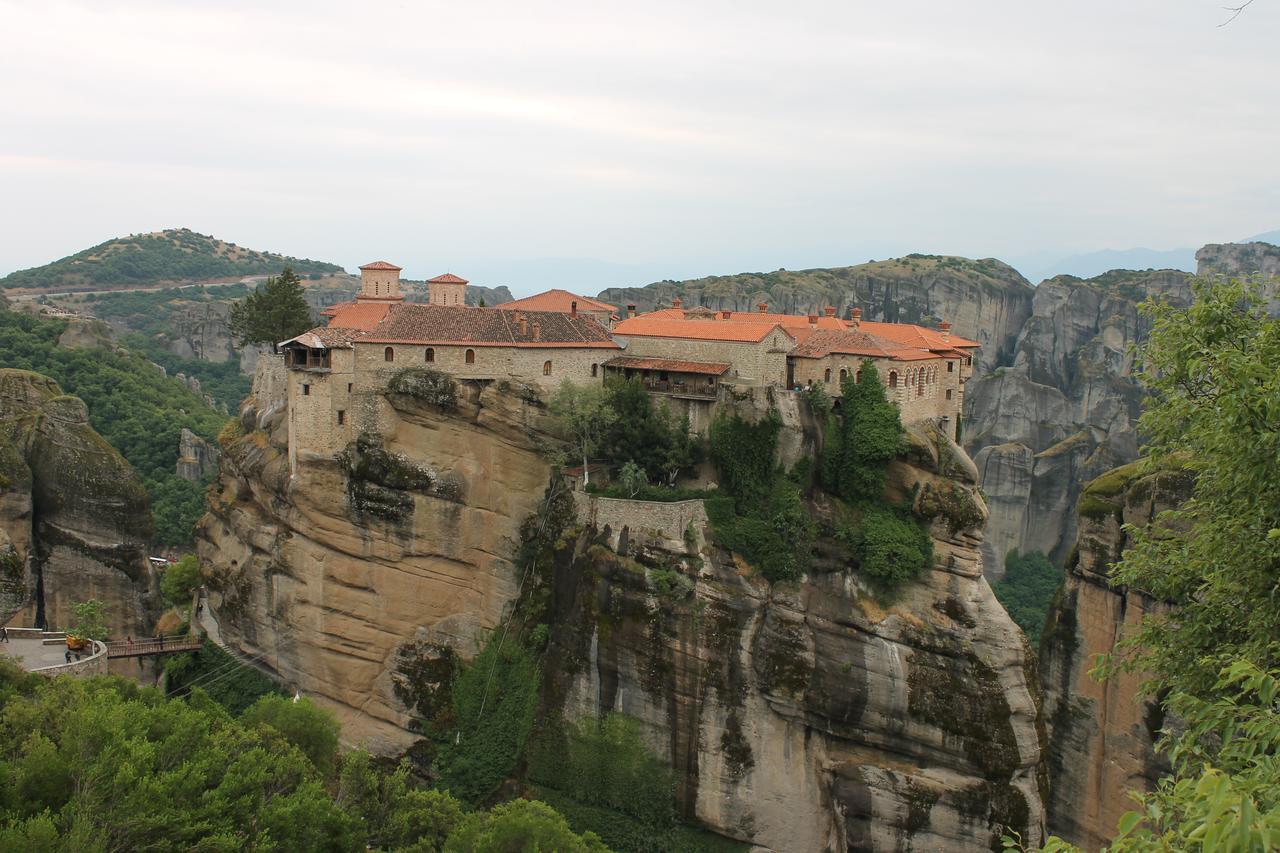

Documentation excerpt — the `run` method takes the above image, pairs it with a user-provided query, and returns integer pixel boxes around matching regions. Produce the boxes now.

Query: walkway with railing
[105,635,202,658]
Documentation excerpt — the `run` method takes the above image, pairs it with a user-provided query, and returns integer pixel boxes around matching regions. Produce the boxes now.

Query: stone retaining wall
[573,493,708,551]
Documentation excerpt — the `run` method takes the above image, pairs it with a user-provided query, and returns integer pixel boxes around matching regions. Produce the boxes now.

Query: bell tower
[427,272,469,307]
[357,261,404,302]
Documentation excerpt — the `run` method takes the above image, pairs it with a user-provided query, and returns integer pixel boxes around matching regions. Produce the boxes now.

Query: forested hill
[0,228,343,292]
[0,307,226,547]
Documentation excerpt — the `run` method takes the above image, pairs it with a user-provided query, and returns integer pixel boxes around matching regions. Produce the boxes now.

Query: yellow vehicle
[66,635,89,651]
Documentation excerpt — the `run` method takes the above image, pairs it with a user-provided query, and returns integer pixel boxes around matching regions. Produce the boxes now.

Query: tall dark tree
[228,266,312,352]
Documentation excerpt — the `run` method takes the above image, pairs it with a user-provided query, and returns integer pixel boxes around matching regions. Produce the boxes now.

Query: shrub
[160,554,201,606]
[843,506,933,588]
[242,694,341,777]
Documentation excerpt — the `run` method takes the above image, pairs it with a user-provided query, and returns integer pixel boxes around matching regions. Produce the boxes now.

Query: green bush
[603,378,702,483]
[241,694,341,778]
[160,554,201,607]
[444,799,608,852]
[821,361,903,503]
[841,505,933,588]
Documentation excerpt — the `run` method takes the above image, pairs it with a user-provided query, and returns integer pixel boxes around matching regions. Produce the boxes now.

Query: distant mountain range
[1013,229,1278,284]
[0,228,343,293]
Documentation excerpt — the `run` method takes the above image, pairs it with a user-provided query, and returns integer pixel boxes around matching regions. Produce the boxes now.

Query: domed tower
[427,273,469,307]
[357,261,404,303]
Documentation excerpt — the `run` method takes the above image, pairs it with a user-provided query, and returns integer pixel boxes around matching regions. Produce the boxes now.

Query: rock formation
[198,360,1046,850]
[1195,240,1280,280]
[0,369,156,645]
[962,270,1192,579]
[1039,461,1193,849]
[176,427,221,482]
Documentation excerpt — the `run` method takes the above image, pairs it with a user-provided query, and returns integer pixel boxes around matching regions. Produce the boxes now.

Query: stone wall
[615,330,791,386]
[572,494,708,552]
[792,353,968,425]
[354,342,609,397]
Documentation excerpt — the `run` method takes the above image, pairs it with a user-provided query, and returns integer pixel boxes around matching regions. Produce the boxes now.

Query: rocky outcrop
[1039,461,1192,850]
[1195,240,1280,279]
[598,255,1034,373]
[197,363,559,752]
[963,270,1191,579]
[177,427,221,482]
[0,369,156,645]
[541,422,1044,851]
[200,365,1046,849]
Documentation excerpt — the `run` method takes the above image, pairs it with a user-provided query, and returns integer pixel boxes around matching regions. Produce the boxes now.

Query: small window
[465,349,475,364]
[591,363,598,377]
[946,389,953,400]
[947,361,954,373]
[824,368,832,382]
[839,368,847,381]
[337,410,346,425]
[347,383,353,393]
[384,347,394,362]
[855,370,862,383]
[425,347,435,363]
[543,360,552,376]
[302,384,310,396]
[888,371,898,388]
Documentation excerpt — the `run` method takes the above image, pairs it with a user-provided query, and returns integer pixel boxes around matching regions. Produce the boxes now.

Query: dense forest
[0,309,225,546]
[0,228,341,291]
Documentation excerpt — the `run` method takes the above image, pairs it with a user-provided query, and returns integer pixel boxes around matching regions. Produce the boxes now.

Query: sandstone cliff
[962,270,1192,579]
[0,369,156,645]
[1039,461,1192,849]
[199,363,1045,850]
[598,255,1034,373]
[1195,240,1280,280]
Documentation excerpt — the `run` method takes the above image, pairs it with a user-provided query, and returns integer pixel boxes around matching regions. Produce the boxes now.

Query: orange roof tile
[791,329,935,361]
[322,301,394,331]
[498,289,618,313]
[428,273,469,284]
[859,320,979,349]
[604,356,731,375]
[360,260,402,271]
[612,316,793,343]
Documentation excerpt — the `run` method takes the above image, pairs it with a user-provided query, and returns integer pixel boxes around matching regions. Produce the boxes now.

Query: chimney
[672,296,683,309]
[570,300,578,318]
[532,320,541,341]
[824,306,837,317]
[850,307,862,328]
[516,312,527,335]
[627,304,636,319]
[939,321,951,343]
[722,310,732,319]
[757,302,768,314]
[807,313,818,326]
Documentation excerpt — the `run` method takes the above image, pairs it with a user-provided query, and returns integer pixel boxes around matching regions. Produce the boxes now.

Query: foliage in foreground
[991,550,1059,646]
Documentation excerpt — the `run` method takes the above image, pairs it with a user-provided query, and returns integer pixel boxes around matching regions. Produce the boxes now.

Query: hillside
[0,228,343,292]
[0,307,227,547]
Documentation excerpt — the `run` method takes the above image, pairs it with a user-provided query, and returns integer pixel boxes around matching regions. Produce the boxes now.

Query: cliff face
[1039,461,1192,849]
[543,424,1045,851]
[197,358,557,751]
[962,270,1191,579]
[597,255,1034,373]
[200,364,1046,850]
[0,369,155,642]
[1195,240,1280,280]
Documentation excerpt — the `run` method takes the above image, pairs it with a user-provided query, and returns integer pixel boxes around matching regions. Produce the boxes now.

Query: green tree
[617,462,648,498]
[241,694,341,778]
[68,599,108,642]
[603,378,683,482]
[550,381,617,486]
[991,551,1059,645]
[160,554,201,607]
[832,361,902,502]
[444,799,609,853]
[338,750,464,851]
[227,266,312,352]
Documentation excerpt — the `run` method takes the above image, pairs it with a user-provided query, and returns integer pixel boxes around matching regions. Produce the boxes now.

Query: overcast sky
[2,0,1276,294]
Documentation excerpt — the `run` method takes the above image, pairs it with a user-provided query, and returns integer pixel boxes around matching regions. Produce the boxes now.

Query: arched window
[888,371,898,388]
[917,370,925,396]
[824,368,832,382]
[839,368,847,381]
[425,347,435,363]
[465,349,475,364]
[855,370,862,383]
[384,347,394,362]
[543,360,552,376]
[591,363,598,377]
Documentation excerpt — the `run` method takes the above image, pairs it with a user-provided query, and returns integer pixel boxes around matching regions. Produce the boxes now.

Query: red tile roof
[604,356,731,375]
[612,316,793,343]
[499,289,618,313]
[638,307,978,350]
[790,329,939,361]
[428,273,469,284]
[363,304,619,348]
[360,261,402,271]
[859,320,979,350]
[320,301,394,331]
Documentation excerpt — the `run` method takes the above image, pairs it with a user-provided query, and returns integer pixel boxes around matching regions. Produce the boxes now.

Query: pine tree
[228,266,313,352]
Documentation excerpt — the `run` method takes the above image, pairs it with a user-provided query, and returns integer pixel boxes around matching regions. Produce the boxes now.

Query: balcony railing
[641,379,717,399]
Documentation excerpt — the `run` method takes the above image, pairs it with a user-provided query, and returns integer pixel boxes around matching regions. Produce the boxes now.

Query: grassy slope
[1,228,342,291]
